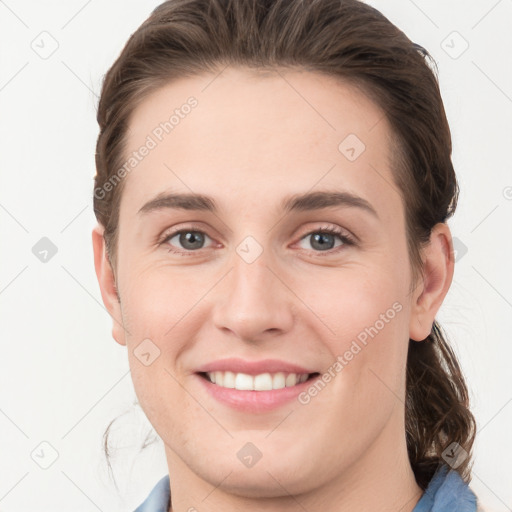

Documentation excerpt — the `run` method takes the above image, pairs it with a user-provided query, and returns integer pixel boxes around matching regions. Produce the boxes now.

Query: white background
[0,1,511,510]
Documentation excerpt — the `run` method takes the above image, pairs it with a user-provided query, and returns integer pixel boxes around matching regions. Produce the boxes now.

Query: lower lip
[195,373,320,413]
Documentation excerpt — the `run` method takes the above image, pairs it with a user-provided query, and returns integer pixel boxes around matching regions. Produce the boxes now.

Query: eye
[159,224,356,256]
[161,227,214,255]
[296,225,355,254]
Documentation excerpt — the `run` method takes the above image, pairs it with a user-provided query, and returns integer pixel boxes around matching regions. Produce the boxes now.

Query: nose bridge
[211,236,294,339]
[229,236,282,307]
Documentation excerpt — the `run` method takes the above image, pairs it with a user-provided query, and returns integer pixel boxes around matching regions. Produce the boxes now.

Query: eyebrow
[138,190,378,218]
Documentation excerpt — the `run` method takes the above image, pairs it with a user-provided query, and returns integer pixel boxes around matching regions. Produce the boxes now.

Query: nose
[212,247,295,342]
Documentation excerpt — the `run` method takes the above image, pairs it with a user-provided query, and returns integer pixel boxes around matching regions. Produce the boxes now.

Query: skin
[93,67,454,512]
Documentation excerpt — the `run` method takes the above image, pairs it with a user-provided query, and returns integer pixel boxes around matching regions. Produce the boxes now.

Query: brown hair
[95,0,476,490]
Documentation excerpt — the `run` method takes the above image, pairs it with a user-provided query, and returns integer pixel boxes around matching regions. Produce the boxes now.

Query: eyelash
[159,224,356,257]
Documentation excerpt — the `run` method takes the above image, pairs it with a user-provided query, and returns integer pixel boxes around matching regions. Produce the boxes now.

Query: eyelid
[159,223,217,248]
[295,223,357,244]
[159,222,357,254]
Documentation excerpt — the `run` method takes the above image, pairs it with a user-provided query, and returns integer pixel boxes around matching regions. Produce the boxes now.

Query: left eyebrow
[137,190,378,219]
[281,190,379,219]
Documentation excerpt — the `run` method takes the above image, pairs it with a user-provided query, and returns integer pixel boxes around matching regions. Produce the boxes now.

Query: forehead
[120,67,401,222]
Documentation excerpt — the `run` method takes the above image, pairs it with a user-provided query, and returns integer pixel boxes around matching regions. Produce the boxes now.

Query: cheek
[119,263,207,341]
[118,265,203,414]
[301,266,410,400]
[128,359,196,443]
[302,266,407,345]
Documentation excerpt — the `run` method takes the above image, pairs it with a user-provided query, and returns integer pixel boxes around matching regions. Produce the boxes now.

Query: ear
[92,224,126,346]
[409,222,455,342]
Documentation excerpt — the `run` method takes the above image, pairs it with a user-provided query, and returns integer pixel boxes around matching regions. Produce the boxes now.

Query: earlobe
[409,223,454,342]
[92,225,127,346]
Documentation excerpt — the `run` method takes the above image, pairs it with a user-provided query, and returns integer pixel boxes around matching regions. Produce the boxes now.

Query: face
[94,67,444,499]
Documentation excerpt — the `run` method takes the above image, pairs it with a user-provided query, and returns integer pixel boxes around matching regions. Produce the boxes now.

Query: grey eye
[166,230,212,251]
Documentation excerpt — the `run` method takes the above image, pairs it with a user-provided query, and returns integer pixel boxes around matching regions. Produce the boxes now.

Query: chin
[211,468,310,499]
[193,453,316,499]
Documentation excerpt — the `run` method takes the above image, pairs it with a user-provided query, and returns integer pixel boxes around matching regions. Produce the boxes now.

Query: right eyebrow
[138,192,217,215]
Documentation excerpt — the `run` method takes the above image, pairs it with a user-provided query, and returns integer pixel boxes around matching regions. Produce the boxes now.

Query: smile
[201,371,317,391]
[195,370,321,412]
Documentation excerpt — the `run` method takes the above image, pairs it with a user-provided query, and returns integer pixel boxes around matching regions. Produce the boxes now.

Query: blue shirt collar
[133,464,477,512]
[133,474,170,512]
[412,464,478,512]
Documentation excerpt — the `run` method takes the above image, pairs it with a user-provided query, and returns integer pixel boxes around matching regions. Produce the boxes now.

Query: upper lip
[195,358,316,375]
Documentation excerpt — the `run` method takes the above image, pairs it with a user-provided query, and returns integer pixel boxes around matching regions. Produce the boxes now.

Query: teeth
[205,371,310,390]
[254,373,273,390]
[273,372,286,389]
[235,372,254,390]
[285,373,297,387]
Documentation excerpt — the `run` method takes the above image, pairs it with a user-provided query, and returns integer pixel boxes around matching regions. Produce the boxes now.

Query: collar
[412,464,478,511]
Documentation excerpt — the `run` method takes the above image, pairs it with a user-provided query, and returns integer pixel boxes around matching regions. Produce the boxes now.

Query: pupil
[181,231,203,249]
[312,233,334,251]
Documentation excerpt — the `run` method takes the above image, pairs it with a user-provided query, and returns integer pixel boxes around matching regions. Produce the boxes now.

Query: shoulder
[413,464,478,512]
[132,474,171,512]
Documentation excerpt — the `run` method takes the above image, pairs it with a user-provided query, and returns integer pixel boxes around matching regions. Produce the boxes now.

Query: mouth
[193,358,322,412]
[197,371,321,391]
